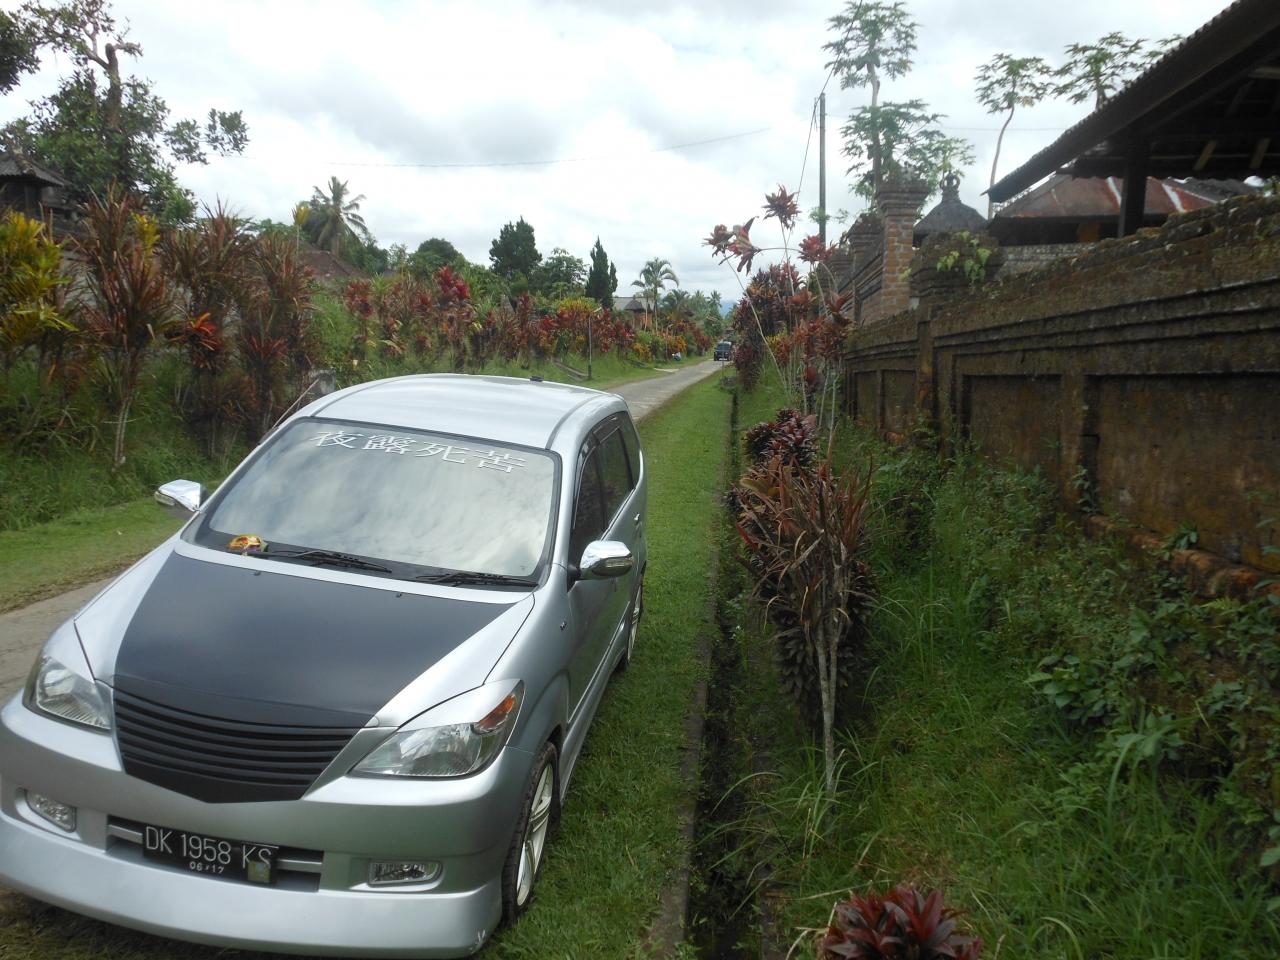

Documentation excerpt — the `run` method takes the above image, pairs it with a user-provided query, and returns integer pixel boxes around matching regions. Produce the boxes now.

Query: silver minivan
[0,374,647,957]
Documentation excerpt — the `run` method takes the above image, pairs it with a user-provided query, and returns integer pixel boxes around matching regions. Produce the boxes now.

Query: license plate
[142,824,278,884]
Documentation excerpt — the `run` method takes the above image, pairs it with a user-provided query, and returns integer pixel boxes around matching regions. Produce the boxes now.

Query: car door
[565,439,609,717]
[594,418,640,669]
[565,418,639,718]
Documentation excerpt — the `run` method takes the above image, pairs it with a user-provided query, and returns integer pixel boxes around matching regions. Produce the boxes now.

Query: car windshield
[190,418,558,579]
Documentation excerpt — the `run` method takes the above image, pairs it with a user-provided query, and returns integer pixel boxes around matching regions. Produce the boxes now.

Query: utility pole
[818,92,827,246]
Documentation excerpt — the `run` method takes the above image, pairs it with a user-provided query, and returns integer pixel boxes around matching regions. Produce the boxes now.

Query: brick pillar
[847,217,881,327]
[848,216,881,268]
[875,179,929,318]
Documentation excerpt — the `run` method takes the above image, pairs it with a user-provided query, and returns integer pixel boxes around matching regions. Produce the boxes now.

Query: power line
[263,126,774,171]
[796,97,819,196]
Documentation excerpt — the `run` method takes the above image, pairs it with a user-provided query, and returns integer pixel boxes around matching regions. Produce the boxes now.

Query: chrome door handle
[633,513,642,527]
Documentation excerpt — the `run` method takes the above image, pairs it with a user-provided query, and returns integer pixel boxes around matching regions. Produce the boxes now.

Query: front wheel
[501,741,559,923]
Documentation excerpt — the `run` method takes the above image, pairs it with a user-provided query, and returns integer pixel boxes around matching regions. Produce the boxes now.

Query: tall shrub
[75,189,173,467]
[736,453,876,793]
[163,201,254,451]
[238,233,314,436]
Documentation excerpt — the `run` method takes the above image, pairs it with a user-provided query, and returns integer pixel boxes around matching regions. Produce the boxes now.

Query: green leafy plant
[1069,463,1097,514]
[1028,653,1114,724]
[1263,809,1280,877]
[818,885,982,959]
[974,53,1053,215]
[934,231,991,288]
[1056,32,1182,108]
[1102,711,1186,783]
[0,209,66,374]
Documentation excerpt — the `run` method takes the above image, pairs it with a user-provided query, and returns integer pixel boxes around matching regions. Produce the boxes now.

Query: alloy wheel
[515,762,554,906]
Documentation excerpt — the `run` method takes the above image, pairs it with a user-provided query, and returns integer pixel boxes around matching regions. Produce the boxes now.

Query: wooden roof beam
[1251,138,1272,169]
[1195,140,1219,172]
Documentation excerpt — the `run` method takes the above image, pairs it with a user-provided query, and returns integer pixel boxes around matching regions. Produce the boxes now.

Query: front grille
[113,689,362,803]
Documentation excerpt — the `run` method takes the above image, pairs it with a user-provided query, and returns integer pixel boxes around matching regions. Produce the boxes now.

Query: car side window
[570,447,606,562]
[598,429,632,522]
[619,415,641,483]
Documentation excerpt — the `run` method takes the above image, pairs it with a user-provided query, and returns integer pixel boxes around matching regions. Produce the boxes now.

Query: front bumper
[0,695,533,958]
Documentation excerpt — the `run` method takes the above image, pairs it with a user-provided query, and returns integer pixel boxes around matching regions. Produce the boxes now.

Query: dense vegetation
[706,375,1280,958]
[0,188,721,534]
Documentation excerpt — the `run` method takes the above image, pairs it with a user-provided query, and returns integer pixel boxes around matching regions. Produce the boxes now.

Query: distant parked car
[0,374,647,958]
[714,340,733,361]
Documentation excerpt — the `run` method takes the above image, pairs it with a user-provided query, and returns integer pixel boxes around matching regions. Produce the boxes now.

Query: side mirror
[578,540,634,581]
[154,479,206,516]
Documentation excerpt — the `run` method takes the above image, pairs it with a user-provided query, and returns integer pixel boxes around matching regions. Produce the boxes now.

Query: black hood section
[111,552,506,802]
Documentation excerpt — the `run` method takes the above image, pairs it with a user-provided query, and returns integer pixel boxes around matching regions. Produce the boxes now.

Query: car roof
[303,374,619,449]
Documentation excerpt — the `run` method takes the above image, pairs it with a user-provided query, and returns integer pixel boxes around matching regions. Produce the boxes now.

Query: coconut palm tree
[632,258,678,325]
[306,177,369,258]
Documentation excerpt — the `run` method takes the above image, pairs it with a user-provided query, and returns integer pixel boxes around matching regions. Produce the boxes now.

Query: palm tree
[632,258,678,325]
[661,288,692,317]
[306,176,369,258]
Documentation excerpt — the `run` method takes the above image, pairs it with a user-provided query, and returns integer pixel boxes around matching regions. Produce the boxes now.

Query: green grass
[0,371,732,959]
[0,356,246,533]
[0,502,183,613]
[720,428,1280,960]
[487,373,730,957]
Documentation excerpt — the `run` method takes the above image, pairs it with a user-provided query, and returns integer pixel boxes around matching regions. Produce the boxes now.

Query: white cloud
[0,0,1233,298]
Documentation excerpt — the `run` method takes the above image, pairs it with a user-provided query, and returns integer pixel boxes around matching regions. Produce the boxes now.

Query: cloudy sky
[1,0,1232,295]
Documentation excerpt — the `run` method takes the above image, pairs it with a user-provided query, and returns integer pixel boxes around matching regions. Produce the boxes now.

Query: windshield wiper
[253,548,393,574]
[413,570,539,588]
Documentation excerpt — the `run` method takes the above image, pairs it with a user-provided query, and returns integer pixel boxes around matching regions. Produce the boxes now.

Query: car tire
[501,741,559,924]
[616,574,643,672]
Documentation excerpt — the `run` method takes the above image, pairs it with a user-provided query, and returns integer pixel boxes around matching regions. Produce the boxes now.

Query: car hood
[79,543,531,726]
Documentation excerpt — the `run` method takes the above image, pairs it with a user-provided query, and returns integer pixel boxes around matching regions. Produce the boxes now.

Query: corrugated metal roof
[992,174,1220,219]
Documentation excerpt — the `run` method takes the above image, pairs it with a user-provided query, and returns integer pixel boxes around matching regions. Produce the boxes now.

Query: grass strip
[487,373,731,958]
[0,372,733,959]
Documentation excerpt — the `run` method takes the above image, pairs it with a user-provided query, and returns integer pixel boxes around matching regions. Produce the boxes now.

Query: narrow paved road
[0,359,726,697]
[611,358,723,421]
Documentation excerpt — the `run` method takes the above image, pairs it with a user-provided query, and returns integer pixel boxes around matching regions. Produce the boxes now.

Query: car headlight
[353,681,523,779]
[25,656,111,732]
